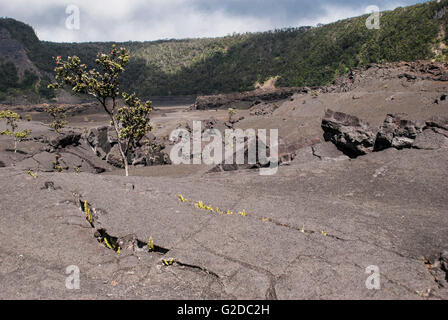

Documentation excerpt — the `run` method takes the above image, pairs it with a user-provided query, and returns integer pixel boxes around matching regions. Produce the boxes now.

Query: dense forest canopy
[0,0,447,103]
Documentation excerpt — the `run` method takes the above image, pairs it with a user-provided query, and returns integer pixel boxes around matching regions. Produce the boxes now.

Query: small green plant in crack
[196,201,214,212]
[147,236,155,251]
[95,229,121,254]
[83,201,93,225]
[26,170,37,179]
[53,154,63,172]
[238,210,247,217]
[162,258,175,266]
[73,166,81,174]
[179,194,250,217]
[104,236,121,254]
[145,237,170,254]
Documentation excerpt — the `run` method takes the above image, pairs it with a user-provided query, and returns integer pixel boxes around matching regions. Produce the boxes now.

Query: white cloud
[294,1,413,27]
[35,3,273,42]
[0,0,426,42]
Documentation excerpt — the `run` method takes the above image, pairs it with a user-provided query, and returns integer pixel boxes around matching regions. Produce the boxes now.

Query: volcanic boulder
[413,116,448,150]
[140,137,172,166]
[87,126,117,159]
[321,109,376,157]
[106,144,125,168]
[374,114,423,151]
[87,126,171,168]
[48,131,81,151]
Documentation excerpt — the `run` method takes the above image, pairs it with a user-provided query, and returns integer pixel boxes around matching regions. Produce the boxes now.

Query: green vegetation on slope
[0,18,55,103]
[0,0,447,102]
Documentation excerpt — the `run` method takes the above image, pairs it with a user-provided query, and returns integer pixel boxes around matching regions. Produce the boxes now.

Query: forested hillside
[0,0,447,102]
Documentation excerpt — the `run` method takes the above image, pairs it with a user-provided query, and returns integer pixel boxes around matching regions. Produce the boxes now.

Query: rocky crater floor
[0,61,448,299]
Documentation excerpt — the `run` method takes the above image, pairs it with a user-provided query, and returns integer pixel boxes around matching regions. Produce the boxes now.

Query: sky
[0,0,431,43]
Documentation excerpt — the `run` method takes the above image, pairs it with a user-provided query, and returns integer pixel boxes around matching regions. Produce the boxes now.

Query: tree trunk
[111,117,129,177]
[102,98,130,177]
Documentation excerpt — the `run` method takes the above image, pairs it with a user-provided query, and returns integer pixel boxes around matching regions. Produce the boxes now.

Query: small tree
[0,110,31,153]
[45,105,67,133]
[48,45,152,176]
[116,92,152,160]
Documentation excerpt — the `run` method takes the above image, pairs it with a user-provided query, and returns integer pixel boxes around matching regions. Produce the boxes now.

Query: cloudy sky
[0,0,430,42]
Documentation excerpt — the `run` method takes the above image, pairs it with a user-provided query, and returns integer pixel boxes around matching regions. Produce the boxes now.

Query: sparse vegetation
[196,200,214,212]
[0,110,31,153]
[228,108,237,122]
[115,92,152,163]
[179,194,249,217]
[26,170,37,179]
[83,201,93,224]
[162,258,175,266]
[103,236,121,253]
[52,154,63,172]
[45,105,67,133]
[147,236,154,251]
